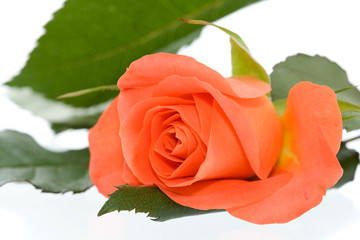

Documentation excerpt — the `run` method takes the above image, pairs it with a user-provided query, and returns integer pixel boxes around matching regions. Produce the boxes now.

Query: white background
[1,0,360,239]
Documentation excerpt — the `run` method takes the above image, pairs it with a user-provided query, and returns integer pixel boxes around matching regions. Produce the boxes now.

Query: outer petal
[228,82,343,224]
[89,97,140,197]
[232,96,283,179]
[118,53,255,98]
[226,76,271,98]
[159,169,292,210]
[117,86,155,124]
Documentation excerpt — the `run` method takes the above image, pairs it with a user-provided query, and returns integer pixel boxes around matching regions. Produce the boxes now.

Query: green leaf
[272,98,287,117]
[337,100,360,131]
[230,38,269,83]
[7,87,109,133]
[0,130,92,193]
[338,100,360,114]
[335,86,359,94]
[50,112,102,133]
[270,54,360,131]
[98,185,222,221]
[341,116,360,132]
[180,19,269,83]
[270,54,360,104]
[7,0,263,108]
[334,142,359,188]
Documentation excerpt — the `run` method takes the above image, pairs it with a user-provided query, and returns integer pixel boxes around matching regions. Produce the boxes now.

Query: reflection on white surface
[0,208,30,240]
[1,0,360,239]
[1,178,360,240]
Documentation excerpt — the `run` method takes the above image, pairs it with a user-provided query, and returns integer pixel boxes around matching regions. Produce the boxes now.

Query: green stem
[57,85,118,99]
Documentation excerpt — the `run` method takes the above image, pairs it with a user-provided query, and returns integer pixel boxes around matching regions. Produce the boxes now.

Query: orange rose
[89,53,343,224]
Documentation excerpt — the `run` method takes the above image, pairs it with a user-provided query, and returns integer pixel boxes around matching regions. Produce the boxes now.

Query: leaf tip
[97,210,104,217]
[178,18,210,26]
[178,18,188,23]
[56,93,72,99]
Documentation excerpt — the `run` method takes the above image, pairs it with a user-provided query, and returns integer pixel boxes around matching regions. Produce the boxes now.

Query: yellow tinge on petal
[276,113,300,172]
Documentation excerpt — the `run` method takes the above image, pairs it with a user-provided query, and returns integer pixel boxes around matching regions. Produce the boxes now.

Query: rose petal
[120,97,195,184]
[150,110,178,146]
[154,126,184,164]
[232,96,283,179]
[117,87,154,123]
[149,147,181,178]
[227,82,343,224]
[89,97,140,197]
[193,93,213,144]
[118,53,249,98]
[159,170,292,210]
[159,99,256,187]
[226,76,271,98]
[153,75,279,179]
[171,120,198,158]
[293,82,342,154]
[195,100,254,180]
[121,162,142,186]
[168,142,206,179]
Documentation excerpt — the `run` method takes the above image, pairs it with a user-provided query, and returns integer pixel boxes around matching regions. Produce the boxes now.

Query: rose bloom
[89,53,343,224]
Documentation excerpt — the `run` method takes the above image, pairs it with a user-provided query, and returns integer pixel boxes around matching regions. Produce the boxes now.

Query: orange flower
[89,53,343,224]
